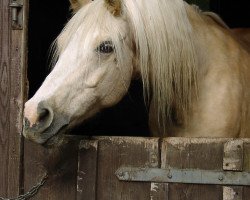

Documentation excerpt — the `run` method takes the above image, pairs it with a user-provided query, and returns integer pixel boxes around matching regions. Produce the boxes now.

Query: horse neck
[185,4,247,72]
[173,4,248,127]
[148,3,250,135]
[185,5,250,129]
[233,29,250,51]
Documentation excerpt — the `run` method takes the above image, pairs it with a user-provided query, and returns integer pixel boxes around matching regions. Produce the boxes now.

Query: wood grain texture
[223,186,243,200]
[243,141,250,172]
[223,140,243,171]
[150,183,169,200]
[77,140,98,200]
[161,138,227,200]
[95,137,159,200]
[23,141,78,200]
[22,137,250,199]
[0,0,11,196]
[242,141,250,199]
[243,187,250,200]
[0,0,27,197]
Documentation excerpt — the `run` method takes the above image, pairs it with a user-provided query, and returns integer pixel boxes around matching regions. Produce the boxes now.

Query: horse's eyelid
[96,41,115,53]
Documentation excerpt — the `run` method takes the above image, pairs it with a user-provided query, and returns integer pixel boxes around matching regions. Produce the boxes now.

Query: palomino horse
[23,0,250,146]
[233,28,250,50]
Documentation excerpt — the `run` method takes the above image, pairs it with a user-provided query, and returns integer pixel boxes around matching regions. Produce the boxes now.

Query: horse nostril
[39,109,50,122]
[24,101,54,135]
[36,102,54,130]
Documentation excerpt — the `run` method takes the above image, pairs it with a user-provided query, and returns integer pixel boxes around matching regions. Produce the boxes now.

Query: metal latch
[9,0,23,29]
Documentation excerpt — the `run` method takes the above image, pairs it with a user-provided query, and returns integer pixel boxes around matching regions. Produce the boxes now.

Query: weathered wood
[23,141,78,200]
[243,141,250,172]
[0,0,28,197]
[75,137,250,199]
[242,141,250,198]
[0,0,11,193]
[243,187,250,200]
[161,138,226,200]
[150,183,169,200]
[223,140,244,200]
[87,137,159,200]
[21,137,250,199]
[223,140,244,171]
[223,186,243,200]
[77,140,98,200]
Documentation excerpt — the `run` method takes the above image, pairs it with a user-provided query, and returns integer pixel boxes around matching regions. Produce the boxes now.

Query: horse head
[23,0,138,146]
[24,0,198,146]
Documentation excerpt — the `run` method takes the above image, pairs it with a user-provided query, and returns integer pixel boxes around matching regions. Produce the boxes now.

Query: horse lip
[23,114,70,146]
[42,124,69,147]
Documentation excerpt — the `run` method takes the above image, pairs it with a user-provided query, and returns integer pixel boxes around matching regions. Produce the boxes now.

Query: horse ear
[69,0,92,12]
[104,0,121,16]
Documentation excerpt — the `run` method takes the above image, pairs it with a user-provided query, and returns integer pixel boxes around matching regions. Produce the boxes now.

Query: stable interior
[28,0,250,137]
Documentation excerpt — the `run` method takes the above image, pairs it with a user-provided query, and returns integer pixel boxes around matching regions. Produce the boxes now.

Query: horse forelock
[49,0,121,70]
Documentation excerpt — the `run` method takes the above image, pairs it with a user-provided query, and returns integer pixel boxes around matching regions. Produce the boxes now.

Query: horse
[232,28,250,50]
[23,0,250,147]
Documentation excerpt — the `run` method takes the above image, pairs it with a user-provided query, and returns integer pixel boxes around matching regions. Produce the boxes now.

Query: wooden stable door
[0,0,28,197]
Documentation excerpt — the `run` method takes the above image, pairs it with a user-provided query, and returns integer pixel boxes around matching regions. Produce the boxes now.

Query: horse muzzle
[23,100,70,145]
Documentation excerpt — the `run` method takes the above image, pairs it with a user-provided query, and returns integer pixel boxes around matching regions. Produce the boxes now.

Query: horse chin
[42,126,70,148]
[42,125,90,148]
[42,115,96,148]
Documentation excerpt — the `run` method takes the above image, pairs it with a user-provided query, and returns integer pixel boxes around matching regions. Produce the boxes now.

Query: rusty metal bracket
[116,167,250,186]
[9,0,23,30]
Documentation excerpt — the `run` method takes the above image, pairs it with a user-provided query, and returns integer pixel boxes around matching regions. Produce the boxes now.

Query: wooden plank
[0,0,11,194]
[223,140,244,200]
[243,187,250,200]
[161,138,227,200]
[77,140,98,200]
[94,137,159,200]
[223,140,243,171]
[150,183,169,200]
[0,0,28,197]
[243,141,250,172]
[23,141,78,200]
[243,141,250,199]
[223,186,243,200]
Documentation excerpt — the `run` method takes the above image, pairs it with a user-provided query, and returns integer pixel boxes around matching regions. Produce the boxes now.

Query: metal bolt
[9,2,22,22]
[118,172,125,178]
[167,173,172,179]
[218,175,224,181]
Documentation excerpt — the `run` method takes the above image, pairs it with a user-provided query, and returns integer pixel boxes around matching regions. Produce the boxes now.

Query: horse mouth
[42,125,69,148]
[42,125,90,148]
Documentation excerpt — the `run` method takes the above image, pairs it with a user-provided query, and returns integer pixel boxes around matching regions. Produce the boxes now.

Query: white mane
[124,0,198,129]
[53,0,198,131]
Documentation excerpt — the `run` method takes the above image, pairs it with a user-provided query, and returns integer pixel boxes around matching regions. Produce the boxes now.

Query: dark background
[211,0,250,28]
[28,0,250,136]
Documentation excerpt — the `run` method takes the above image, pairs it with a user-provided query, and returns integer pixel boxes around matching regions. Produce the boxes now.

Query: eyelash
[96,41,114,54]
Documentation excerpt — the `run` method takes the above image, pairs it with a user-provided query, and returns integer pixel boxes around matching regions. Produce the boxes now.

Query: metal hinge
[116,167,250,186]
[9,0,23,30]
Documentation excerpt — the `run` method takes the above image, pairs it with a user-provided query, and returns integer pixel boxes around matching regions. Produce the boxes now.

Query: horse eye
[97,41,114,54]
